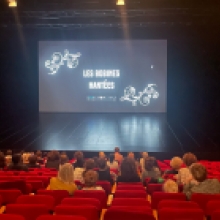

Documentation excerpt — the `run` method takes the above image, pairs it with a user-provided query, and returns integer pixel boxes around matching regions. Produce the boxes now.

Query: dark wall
[0,26,220,132]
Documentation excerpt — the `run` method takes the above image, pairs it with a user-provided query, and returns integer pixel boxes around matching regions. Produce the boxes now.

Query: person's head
[183,153,197,167]
[28,155,38,165]
[74,151,84,160]
[190,163,207,182]
[109,154,115,163]
[58,163,74,183]
[99,152,106,159]
[60,155,69,165]
[145,157,156,171]
[75,157,84,168]
[12,154,22,164]
[84,159,95,171]
[114,147,120,153]
[142,152,148,159]
[120,158,138,178]
[97,158,107,170]
[84,170,99,187]
[163,179,179,193]
[127,152,135,159]
[170,157,183,170]
[60,151,67,156]
[48,151,60,162]
[36,151,42,158]
[6,150,12,156]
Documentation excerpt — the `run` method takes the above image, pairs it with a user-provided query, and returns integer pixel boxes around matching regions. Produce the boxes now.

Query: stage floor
[1,113,219,159]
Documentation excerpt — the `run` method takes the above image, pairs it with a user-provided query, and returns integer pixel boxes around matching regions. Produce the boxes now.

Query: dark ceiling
[0,0,220,28]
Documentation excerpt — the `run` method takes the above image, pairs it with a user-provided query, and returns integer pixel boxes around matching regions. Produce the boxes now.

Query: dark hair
[120,158,138,179]
[145,157,156,171]
[6,150,12,156]
[28,155,38,165]
[60,155,69,165]
[97,158,107,170]
[74,157,84,168]
[36,151,42,158]
[93,157,99,168]
[109,154,115,163]
[74,151,84,160]
[84,170,99,187]
[84,159,95,171]
[190,163,207,182]
[12,154,22,164]
[47,151,60,161]
[0,154,6,169]
[183,153,197,167]
[114,147,120,153]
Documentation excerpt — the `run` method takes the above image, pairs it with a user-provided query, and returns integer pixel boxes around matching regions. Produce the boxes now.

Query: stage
[0,113,219,160]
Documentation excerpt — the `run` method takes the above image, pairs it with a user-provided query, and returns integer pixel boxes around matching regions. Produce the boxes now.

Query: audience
[140,152,148,171]
[73,151,84,168]
[83,158,95,177]
[127,152,135,159]
[48,163,77,195]
[177,152,197,184]
[0,152,6,170]
[82,170,104,190]
[99,151,106,159]
[45,151,60,170]
[27,155,41,168]
[114,147,123,163]
[107,154,119,170]
[117,158,141,182]
[73,156,85,183]
[163,157,183,175]
[5,149,12,166]
[97,158,113,185]
[7,154,28,171]
[36,150,44,164]
[60,154,69,167]
[183,163,220,199]
[142,157,161,184]
[163,179,179,193]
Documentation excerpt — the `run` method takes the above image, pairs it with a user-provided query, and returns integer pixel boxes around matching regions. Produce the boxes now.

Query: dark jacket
[97,169,113,185]
[7,163,28,171]
[45,160,60,170]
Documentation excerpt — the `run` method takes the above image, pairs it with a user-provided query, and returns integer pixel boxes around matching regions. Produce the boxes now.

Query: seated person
[183,163,220,199]
[117,158,141,183]
[140,152,149,171]
[48,163,77,195]
[73,157,85,183]
[163,179,179,193]
[177,152,197,184]
[27,155,41,168]
[163,157,183,175]
[97,158,113,185]
[114,147,123,163]
[107,154,119,170]
[5,150,12,166]
[82,170,104,190]
[35,151,44,164]
[0,152,6,170]
[142,157,161,184]
[83,159,96,176]
[99,152,106,159]
[59,155,69,168]
[73,151,85,168]
[45,151,60,170]
[7,154,28,171]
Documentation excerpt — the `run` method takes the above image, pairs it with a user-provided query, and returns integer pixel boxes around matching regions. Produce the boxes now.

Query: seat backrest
[158,208,204,220]
[111,198,150,207]
[16,195,55,210]
[158,200,200,210]
[117,182,143,185]
[96,181,111,195]
[37,190,69,206]
[104,208,155,220]
[36,215,86,220]
[147,184,163,195]
[0,180,27,194]
[55,205,99,220]
[211,210,220,220]
[191,193,220,211]
[0,214,25,220]
[151,192,186,209]
[0,190,22,204]
[61,198,101,211]
[6,204,49,220]
[206,200,220,216]
[108,206,152,214]
[114,190,146,199]
[117,185,145,191]
[74,190,107,209]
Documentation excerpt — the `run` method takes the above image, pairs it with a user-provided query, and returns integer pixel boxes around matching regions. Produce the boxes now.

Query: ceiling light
[8,0,17,7]
[116,0,125,6]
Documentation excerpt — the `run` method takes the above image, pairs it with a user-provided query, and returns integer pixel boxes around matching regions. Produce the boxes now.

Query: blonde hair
[84,170,99,187]
[99,152,106,158]
[142,152,148,158]
[163,179,178,193]
[127,152,135,159]
[170,157,183,170]
[58,163,74,184]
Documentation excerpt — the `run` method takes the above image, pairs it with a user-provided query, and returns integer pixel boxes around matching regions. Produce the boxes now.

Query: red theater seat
[0,190,22,204]
[211,210,220,220]
[117,182,143,185]
[96,181,111,195]
[16,195,55,211]
[206,200,220,216]
[158,208,204,220]
[114,190,146,199]
[158,200,200,210]
[55,205,99,220]
[0,214,25,220]
[146,184,163,195]
[116,185,145,191]
[36,215,86,220]
[151,192,186,209]
[111,198,150,208]
[5,204,49,220]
